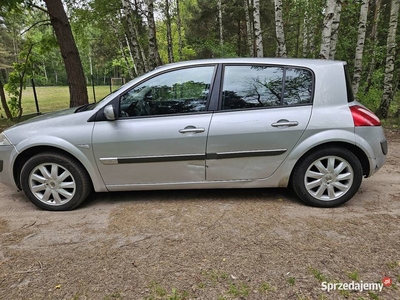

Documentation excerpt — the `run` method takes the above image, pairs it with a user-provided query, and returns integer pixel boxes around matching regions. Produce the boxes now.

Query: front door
[92,65,216,187]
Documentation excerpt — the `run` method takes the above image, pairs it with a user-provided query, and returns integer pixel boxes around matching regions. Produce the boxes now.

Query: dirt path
[0,131,399,300]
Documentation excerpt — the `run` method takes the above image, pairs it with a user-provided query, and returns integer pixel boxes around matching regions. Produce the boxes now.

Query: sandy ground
[0,130,399,300]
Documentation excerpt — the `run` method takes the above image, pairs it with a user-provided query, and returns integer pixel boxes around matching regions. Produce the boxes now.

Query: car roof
[156,58,346,71]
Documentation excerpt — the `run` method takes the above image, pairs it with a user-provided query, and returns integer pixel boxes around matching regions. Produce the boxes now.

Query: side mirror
[104,104,116,121]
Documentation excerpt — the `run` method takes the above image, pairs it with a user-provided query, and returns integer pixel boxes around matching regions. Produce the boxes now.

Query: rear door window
[221,65,313,110]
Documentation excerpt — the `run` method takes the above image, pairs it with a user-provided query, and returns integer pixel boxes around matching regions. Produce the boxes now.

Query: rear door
[206,65,313,181]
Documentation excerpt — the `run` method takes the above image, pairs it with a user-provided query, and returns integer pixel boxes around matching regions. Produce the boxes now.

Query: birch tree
[377,0,400,118]
[146,0,162,69]
[364,0,383,94]
[244,0,254,56]
[218,0,223,47]
[165,0,174,63]
[274,0,287,57]
[302,1,318,58]
[253,0,263,57]
[111,22,134,78]
[319,0,336,59]
[121,0,146,76]
[351,0,369,95]
[302,5,310,57]
[175,0,183,61]
[328,0,342,60]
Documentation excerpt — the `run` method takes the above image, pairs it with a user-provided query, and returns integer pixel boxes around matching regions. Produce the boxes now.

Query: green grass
[0,85,113,131]
[309,268,330,283]
[227,282,250,297]
[2,85,112,117]
[21,85,112,115]
[287,277,296,286]
[347,270,360,281]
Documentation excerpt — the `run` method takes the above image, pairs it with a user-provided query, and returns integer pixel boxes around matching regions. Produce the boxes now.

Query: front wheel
[291,147,363,208]
[20,152,92,211]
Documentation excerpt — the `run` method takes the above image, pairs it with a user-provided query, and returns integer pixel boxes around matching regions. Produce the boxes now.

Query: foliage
[0,0,399,118]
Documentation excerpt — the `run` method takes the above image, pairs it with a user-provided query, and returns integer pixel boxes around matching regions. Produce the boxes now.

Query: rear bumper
[355,127,387,177]
[381,139,388,155]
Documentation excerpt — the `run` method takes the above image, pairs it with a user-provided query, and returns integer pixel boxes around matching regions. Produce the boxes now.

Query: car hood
[8,107,79,129]
[3,107,96,145]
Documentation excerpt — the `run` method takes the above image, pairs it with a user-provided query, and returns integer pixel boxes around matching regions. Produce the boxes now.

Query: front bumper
[0,145,18,189]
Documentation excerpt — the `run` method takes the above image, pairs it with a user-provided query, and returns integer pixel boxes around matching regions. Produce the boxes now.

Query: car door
[206,64,313,181]
[92,65,216,188]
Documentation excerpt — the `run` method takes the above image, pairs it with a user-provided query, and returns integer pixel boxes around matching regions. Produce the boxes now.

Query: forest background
[0,0,399,123]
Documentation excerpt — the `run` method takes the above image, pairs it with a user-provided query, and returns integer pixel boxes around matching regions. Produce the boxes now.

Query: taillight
[350,105,381,126]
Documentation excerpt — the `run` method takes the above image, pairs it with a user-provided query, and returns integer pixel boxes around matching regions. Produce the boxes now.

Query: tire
[20,152,92,211]
[291,146,363,208]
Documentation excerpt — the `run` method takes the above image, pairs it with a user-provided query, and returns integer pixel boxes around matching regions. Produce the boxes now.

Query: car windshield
[75,86,124,113]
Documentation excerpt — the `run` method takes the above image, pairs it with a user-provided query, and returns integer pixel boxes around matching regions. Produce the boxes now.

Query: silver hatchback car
[0,58,387,210]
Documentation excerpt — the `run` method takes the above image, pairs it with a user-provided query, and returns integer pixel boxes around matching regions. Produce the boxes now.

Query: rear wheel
[291,147,363,207]
[20,152,92,211]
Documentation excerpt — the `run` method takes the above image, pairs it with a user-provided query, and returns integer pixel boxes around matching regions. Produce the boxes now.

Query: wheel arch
[288,141,370,186]
[13,145,106,192]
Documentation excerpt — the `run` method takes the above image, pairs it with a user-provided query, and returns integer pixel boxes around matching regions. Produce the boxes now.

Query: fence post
[31,79,40,115]
[91,74,96,103]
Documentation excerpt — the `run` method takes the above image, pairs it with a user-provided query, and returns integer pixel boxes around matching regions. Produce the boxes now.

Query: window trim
[116,64,219,119]
[344,64,355,103]
[218,63,315,112]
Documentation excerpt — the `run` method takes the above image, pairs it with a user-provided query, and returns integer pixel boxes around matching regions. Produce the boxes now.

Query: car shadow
[80,187,302,209]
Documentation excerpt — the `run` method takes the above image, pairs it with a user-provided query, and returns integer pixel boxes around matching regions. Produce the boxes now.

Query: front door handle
[271,120,299,128]
[179,126,205,134]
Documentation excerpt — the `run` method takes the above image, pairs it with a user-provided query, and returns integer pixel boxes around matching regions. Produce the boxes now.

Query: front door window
[119,66,215,117]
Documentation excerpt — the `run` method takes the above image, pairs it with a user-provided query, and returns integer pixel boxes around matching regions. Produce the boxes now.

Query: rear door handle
[271,120,299,128]
[179,126,205,134]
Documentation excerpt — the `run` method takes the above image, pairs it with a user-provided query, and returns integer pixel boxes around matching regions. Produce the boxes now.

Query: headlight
[0,133,11,146]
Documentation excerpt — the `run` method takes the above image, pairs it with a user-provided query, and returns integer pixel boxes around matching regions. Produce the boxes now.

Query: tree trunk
[110,20,135,78]
[319,0,336,59]
[295,6,301,57]
[237,19,242,56]
[303,5,310,58]
[175,0,183,61]
[120,40,134,79]
[16,44,34,119]
[364,0,382,94]
[0,70,12,120]
[274,0,287,57]
[244,0,254,56]
[253,0,263,57]
[165,0,174,63]
[147,0,162,68]
[218,0,223,48]
[376,0,400,119]
[329,0,342,60]
[351,0,369,95]
[42,60,48,83]
[121,0,146,76]
[43,0,88,108]
[136,25,149,72]
[125,35,138,76]
[132,0,149,72]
